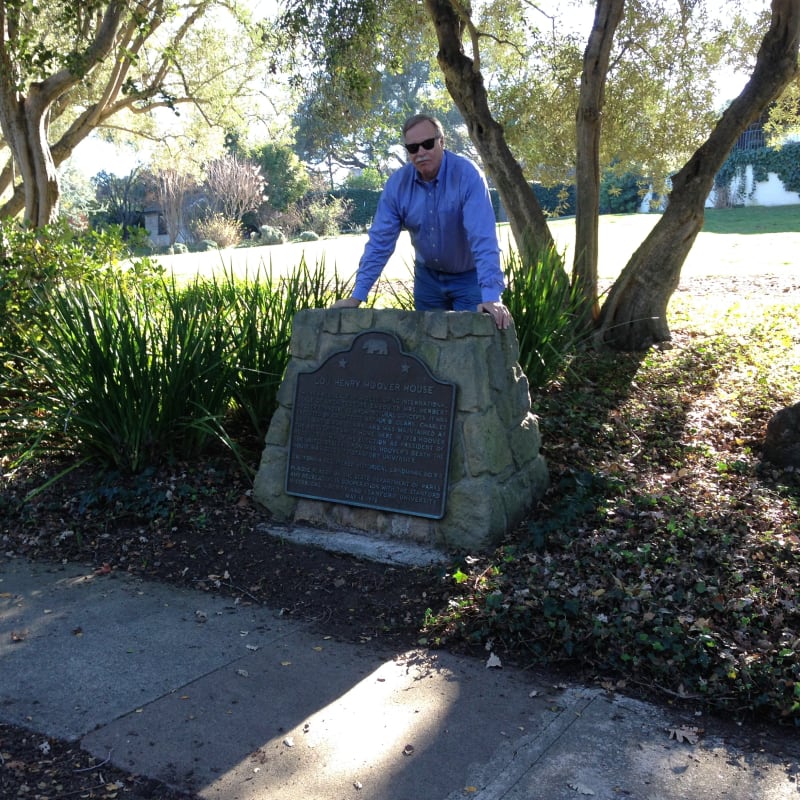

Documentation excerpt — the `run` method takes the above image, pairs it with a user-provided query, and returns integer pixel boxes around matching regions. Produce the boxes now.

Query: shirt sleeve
[352,172,404,301]
[459,162,505,303]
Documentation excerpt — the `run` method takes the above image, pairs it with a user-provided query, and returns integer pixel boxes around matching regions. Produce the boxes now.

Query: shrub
[211,258,353,438]
[192,213,242,248]
[24,274,236,473]
[296,230,319,242]
[599,169,645,214]
[259,225,285,245]
[503,246,585,389]
[302,193,352,237]
[11,255,355,473]
[331,188,381,229]
[264,206,305,238]
[0,219,143,355]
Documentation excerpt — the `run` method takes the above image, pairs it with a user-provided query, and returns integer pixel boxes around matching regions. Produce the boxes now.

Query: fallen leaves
[421,302,800,720]
[668,725,701,745]
[0,722,191,800]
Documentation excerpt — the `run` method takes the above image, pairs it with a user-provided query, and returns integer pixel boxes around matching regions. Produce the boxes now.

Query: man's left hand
[478,301,512,330]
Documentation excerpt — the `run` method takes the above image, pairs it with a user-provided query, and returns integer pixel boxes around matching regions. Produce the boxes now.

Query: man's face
[404,120,444,182]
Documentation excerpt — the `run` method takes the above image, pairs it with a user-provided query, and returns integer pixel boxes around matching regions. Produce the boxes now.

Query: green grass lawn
[701,204,800,234]
[542,205,800,281]
[159,204,800,291]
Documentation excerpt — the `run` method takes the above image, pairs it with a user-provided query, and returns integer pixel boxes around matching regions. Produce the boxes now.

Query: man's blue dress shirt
[352,150,505,304]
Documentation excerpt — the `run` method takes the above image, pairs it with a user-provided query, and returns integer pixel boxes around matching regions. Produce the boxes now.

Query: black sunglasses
[404,137,438,154]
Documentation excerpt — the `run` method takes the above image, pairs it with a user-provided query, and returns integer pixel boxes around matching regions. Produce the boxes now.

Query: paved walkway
[1,556,797,799]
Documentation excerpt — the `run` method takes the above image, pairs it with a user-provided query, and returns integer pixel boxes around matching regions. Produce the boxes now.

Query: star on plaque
[338,358,348,368]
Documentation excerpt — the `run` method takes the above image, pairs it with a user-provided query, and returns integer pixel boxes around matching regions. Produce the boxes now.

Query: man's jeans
[414,265,481,311]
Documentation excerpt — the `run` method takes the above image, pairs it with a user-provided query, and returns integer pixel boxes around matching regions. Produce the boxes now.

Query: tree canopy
[275,0,800,349]
[3,0,799,351]
[0,0,268,225]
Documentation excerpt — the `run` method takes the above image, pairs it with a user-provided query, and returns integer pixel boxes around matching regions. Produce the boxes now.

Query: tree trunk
[423,0,557,265]
[596,0,800,350]
[574,0,625,322]
[0,0,127,225]
[19,85,61,226]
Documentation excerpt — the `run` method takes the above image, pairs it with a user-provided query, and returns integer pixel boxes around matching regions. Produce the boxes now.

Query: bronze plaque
[286,331,456,519]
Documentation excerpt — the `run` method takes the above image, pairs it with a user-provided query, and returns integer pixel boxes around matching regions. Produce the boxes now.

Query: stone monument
[252,308,548,553]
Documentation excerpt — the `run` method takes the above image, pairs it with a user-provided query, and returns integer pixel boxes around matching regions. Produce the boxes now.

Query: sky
[70,138,143,177]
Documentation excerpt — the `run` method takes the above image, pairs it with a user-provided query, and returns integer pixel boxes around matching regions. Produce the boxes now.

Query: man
[332,113,511,330]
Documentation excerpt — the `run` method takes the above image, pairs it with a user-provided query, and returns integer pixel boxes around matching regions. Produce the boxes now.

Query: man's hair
[402,114,445,139]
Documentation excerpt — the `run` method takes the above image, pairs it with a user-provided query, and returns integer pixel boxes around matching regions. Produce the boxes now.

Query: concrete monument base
[252,308,548,553]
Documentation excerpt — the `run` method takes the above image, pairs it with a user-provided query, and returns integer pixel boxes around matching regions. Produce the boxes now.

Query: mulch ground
[2,270,799,799]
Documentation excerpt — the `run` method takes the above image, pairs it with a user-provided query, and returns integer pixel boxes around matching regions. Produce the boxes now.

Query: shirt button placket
[427,183,438,261]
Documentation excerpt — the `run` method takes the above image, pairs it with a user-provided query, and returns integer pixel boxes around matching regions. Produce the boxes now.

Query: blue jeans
[414,265,482,311]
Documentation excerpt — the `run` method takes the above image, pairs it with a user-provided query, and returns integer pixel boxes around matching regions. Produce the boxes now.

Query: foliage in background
[202,155,266,221]
[259,225,286,245]
[91,169,149,236]
[246,141,312,213]
[330,188,381,230]
[343,168,384,191]
[191,213,243,248]
[490,184,577,220]
[599,169,646,214]
[300,193,353,237]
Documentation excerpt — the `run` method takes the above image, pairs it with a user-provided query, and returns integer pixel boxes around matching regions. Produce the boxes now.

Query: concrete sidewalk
[1,556,797,799]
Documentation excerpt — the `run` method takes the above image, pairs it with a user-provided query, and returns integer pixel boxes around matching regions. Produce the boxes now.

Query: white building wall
[705,167,800,208]
[640,169,800,212]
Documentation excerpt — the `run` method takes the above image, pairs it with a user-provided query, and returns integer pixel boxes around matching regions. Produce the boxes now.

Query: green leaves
[423,289,800,722]
[502,245,585,389]
[452,568,468,585]
[7,247,351,474]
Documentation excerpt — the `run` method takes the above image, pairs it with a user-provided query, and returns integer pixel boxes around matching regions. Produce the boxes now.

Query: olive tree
[275,0,800,350]
[0,0,266,226]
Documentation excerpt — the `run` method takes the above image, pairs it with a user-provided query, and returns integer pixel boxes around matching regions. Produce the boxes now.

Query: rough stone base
[252,308,548,553]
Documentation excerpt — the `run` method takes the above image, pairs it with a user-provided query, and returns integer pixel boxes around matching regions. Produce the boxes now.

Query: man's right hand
[330,297,362,309]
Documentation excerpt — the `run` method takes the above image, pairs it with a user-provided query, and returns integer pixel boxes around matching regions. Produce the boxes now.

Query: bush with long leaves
[26,274,235,473]
[197,256,352,440]
[15,255,352,473]
[503,246,585,389]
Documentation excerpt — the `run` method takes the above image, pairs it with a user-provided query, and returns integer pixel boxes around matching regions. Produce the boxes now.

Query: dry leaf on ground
[668,725,700,744]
